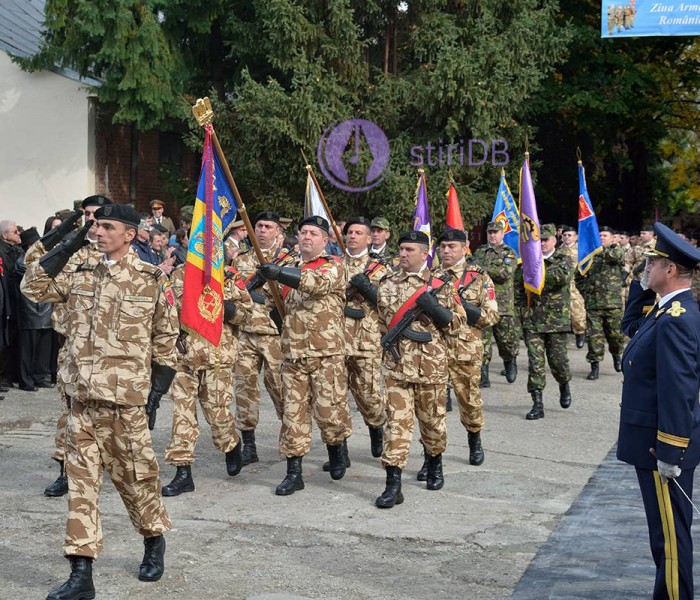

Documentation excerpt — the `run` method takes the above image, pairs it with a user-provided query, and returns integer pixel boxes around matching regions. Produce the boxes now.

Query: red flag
[445,182,464,230]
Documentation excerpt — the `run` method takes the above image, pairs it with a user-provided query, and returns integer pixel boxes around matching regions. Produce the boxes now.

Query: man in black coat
[0,220,23,389]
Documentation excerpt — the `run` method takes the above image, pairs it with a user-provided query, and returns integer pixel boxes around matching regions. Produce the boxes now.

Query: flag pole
[300,148,346,254]
[191,97,285,318]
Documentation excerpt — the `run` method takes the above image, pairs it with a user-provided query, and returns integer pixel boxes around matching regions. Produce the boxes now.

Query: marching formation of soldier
[12,196,664,599]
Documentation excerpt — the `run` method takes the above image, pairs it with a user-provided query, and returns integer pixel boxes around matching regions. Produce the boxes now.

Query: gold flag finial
[192,97,214,126]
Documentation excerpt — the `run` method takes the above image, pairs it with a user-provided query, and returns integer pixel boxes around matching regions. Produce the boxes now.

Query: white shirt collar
[405,261,428,276]
[371,242,386,253]
[659,288,690,308]
[346,247,368,259]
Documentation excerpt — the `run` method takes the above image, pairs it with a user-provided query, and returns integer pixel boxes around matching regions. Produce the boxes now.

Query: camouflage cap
[81,195,113,209]
[298,215,330,234]
[398,231,430,246]
[95,204,141,228]
[437,229,467,243]
[180,205,194,218]
[486,221,504,232]
[540,223,557,239]
[370,217,390,231]
[343,216,371,235]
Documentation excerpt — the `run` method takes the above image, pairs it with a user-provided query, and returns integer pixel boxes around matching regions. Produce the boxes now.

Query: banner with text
[601,2,700,38]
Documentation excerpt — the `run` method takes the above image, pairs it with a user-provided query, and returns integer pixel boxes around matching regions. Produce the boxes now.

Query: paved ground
[0,340,671,599]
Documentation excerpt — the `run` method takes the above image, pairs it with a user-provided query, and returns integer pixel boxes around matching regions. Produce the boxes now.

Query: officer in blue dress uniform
[618,222,700,600]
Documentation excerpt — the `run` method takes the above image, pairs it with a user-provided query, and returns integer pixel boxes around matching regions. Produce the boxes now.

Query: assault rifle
[380,272,454,362]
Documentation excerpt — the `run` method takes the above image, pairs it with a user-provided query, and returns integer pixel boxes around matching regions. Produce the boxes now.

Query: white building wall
[0,51,94,232]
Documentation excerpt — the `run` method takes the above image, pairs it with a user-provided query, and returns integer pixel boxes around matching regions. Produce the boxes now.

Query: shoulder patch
[667,301,686,318]
[162,281,175,307]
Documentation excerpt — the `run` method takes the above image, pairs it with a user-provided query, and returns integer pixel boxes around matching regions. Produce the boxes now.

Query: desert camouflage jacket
[377,266,466,383]
[21,247,178,406]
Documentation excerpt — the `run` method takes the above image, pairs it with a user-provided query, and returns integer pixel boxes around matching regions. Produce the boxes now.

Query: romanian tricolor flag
[180,126,238,346]
[576,161,602,275]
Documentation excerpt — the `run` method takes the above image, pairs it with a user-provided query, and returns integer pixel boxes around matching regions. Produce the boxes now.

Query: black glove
[38,220,94,277]
[258,264,301,289]
[416,291,453,329]
[224,300,236,322]
[460,299,482,326]
[257,263,281,281]
[146,363,177,430]
[39,210,84,251]
[349,273,378,305]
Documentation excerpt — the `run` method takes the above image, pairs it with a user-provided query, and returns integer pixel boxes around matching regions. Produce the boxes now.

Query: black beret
[437,229,467,244]
[254,211,281,225]
[151,223,169,234]
[398,231,430,246]
[562,224,576,234]
[81,195,113,209]
[644,222,700,269]
[20,227,40,247]
[343,216,371,235]
[640,224,654,233]
[298,216,330,234]
[95,204,141,228]
[599,225,615,234]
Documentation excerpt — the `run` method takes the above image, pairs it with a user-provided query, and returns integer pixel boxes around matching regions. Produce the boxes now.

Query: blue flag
[491,171,520,260]
[577,162,602,275]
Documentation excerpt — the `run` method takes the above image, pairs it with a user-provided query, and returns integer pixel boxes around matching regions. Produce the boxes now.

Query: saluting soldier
[257,216,352,496]
[22,204,178,599]
[435,229,499,466]
[559,225,587,348]
[618,223,700,599]
[514,224,573,420]
[160,263,252,496]
[471,220,520,387]
[340,216,387,460]
[233,211,287,466]
[575,225,626,380]
[375,231,467,508]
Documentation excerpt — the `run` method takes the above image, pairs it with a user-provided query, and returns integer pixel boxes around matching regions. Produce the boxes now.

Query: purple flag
[412,171,434,266]
[518,155,545,294]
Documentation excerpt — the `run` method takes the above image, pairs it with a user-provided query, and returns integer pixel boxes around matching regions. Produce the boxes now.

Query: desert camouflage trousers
[346,354,386,429]
[585,307,625,363]
[279,355,352,457]
[482,316,520,365]
[234,332,284,431]
[165,367,240,466]
[524,331,571,392]
[381,377,447,470]
[52,348,69,462]
[570,281,587,335]
[448,360,484,433]
[64,398,171,559]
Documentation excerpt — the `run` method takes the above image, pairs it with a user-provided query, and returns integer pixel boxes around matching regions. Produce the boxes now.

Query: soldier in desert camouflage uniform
[257,216,352,496]
[618,230,636,302]
[22,204,178,600]
[631,224,656,280]
[471,221,519,387]
[374,231,467,508]
[560,225,586,349]
[340,216,387,460]
[233,211,287,467]
[433,229,499,467]
[514,224,573,420]
[160,263,252,496]
[575,225,626,380]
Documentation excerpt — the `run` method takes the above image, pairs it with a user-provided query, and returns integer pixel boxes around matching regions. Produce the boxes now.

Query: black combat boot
[326,442,347,480]
[45,460,69,497]
[240,430,259,466]
[225,440,243,476]
[375,466,404,508]
[504,359,517,383]
[161,466,194,497]
[559,382,572,409]
[417,443,429,481]
[322,441,351,472]
[369,426,383,458]
[613,356,622,373]
[446,388,453,412]
[46,556,95,600]
[575,333,585,348]
[138,535,165,582]
[479,365,490,388]
[586,362,599,380]
[426,453,445,490]
[468,431,485,466]
[526,390,544,420]
[276,457,304,496]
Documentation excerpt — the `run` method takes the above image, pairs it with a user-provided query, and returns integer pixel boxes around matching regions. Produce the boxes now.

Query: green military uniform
[471,239,519,381]
[575,242,626,376]
[514,226,573,419]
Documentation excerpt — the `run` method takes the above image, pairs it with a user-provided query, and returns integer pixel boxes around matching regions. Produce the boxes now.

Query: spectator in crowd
[171,228,189,266]
[150,199,176,235]
[0,220,23,389]
[132,220,161,265]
